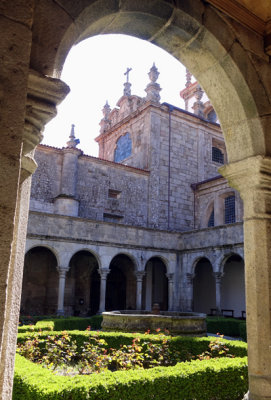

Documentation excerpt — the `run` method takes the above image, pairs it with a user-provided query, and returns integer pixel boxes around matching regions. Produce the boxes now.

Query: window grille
[224,195,235,224]
[208,209,214,227]
[212,147,224,164]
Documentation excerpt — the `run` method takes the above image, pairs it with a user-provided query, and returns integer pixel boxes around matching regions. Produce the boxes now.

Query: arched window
[114,133,132,162]
[208,209,214,227]
[225,195,235,224]
[212,146,224,164]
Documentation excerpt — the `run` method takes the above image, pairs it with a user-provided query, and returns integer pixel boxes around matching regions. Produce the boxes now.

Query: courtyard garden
[14,316,248,399]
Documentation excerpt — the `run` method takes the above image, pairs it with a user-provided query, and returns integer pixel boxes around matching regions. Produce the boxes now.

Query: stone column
[57,266,69,316]
[186,273,195,311]
[166,273,174,311]
[214,272,223,315]
[136,272,145,310]
[0,66,69,400]
[221,156,271,400]
[98,268,110,313]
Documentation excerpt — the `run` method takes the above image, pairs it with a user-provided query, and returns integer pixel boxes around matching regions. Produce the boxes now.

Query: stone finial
[100,101,112,133]
[66,124,80,148]
[185,68,192,87]
[195,84,204,102]
[123,67,132,96]
[148,63,159,83]
[192,84,205,118]
[145,63,161,103]
[102,100,111,119]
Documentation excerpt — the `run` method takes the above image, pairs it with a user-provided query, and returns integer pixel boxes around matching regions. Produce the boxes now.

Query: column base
[56,309,65,316]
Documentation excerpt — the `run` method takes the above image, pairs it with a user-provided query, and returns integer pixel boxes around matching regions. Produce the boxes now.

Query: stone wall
[30,146,150,227]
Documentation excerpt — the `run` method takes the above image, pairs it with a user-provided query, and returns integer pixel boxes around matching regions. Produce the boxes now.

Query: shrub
[13,353,248,399]
[18,315,103,333]
[239,322,247,342]
[17,329,247,355]
[206,317,244,337]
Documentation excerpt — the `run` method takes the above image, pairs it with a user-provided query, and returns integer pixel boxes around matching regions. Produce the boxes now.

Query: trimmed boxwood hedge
[13,353,248,400]
[206,317,246,338]
[18,315,103,333]
[239,322,247,342]
[15,331,248,399]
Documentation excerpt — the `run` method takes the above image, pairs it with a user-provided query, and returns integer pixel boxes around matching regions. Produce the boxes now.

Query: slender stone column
[136,272,145,310]
[56,266,69,316]
[166,273,174,311]
[214,272,223,315]
[98,268,110,313]
[186,273,195,311]
[221,156,271,400]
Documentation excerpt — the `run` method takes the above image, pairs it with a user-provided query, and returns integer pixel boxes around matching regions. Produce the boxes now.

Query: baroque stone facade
[23,66,245,321]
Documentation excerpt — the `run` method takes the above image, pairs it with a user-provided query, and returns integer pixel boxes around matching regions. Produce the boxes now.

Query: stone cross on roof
[124,67,132,82]
[123,67,132,96]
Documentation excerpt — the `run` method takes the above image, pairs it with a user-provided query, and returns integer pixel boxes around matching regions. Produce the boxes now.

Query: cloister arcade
[22,242,245,319]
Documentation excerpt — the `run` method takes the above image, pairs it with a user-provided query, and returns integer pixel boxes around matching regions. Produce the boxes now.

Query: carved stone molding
[135,271,146,281]
[166,273,174,282]
[213,272,223,283]
[98,268,110,280]
[220,156,271,219]
[186,273,195,285]
[57,266,69,278]
[23,69,70,157]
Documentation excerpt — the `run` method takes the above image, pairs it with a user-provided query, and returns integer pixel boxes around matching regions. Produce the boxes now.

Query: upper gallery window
[224,195,236,224]
[114,133,132,162]
[212,146,224,164]
[207,209,215,227]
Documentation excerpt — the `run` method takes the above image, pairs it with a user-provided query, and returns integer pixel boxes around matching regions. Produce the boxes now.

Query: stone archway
[34,1,269,164]
[65,250,100,316]
[21,247,58,316]
[106,254,136,310]
[2,2,271,399]
[143,257,168,311]
[193,258,216,314]
[221,254,245,318]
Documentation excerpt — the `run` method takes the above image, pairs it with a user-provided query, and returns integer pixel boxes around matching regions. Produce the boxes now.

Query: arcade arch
[65,250,100,316]
[193,257,216,314]
[105,254,136,310]
[221,254,245,318]
[21,247,58,316]
[142,257,168,311]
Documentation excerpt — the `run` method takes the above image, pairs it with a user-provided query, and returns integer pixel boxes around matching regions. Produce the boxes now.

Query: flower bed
[14,330,248,399]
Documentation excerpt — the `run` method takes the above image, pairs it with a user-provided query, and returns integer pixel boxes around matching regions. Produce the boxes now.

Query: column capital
[166,273,174,282]
[21,70,69,182]
[220,156,271,192]
[220,156,271,219]
[135,271,145,281]
[186,273,195,285]
[98,268,110,280]
[57,266,69,277]
[24,70,70,156]
[213,272,223,283]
